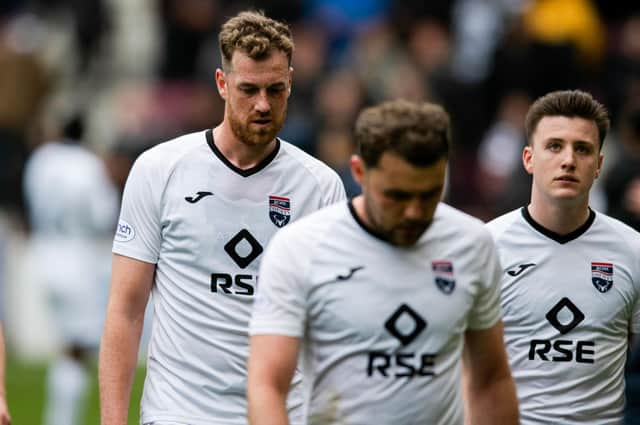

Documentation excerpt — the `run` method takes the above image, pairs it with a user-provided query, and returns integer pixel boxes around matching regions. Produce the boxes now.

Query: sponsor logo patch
[591,262,614,293]
[269,195,290,228]
[432,260,455,294]
[115,219,135,242]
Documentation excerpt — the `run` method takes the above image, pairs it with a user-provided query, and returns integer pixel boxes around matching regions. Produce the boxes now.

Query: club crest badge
[269,195,291,228]
[432,260,455,294]
[591,262,614,293]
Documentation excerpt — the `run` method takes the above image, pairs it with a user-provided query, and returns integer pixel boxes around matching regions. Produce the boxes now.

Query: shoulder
[278,139,343,185]
[269,202,348,249]
[434,203,493,242]
[131,130,207,176]
[484,208,523,241]
[594,210,640,249]
[136,130,206,166]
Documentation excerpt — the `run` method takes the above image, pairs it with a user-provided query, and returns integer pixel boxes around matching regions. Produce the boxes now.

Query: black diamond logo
[545,297,585,334]
[384,304,427,346]
[224,229,263,269]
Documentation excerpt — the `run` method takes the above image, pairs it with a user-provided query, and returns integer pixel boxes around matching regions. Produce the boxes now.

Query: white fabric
[23,141,118,345]
[251,201,502,425]
[486,208,640,424]
[113,129,346,425]
[43,356,89,425]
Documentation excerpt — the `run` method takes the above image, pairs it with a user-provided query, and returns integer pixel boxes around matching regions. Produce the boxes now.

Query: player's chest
[160,176,320,260]
[500,251,635,329]
[307,250,478,347]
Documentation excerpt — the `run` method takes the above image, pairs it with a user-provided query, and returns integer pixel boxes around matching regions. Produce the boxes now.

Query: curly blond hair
[219,10,294,71]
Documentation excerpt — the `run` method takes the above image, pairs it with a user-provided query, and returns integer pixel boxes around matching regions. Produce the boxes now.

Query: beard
[228,104,287,147]
[363,197,430,247]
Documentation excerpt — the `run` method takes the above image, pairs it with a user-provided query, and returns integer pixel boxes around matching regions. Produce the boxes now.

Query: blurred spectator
[599,14,640,122]
[303,0,390,64]
[314,127,360,197]
[31,0,111,73]
[522,0,606,70]
[348,22,407,102]
[158,0,220,81]
[23,113,119,425]
[0,16,51,213]
[449,0,523,85]
[406,17,451,79]
[315,67,367,131]
[475,90,532,220]
[279,22,329,153]
[604,101,640,231]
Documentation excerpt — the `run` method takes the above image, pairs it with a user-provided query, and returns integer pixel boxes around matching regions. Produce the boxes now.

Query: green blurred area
[5,355,145,425]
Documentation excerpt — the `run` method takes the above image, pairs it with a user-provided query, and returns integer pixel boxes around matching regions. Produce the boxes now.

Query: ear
[215,68,227,100]
[288,66,294,96]
[595,152,604,179]
[350,155,366,186]
[522,145,534,175]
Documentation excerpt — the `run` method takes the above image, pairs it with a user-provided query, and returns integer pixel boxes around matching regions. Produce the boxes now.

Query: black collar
[205,129,280,177]
[521,206,595,244]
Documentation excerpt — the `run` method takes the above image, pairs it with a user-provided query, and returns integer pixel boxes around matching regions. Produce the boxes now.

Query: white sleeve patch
[114,219,136,242]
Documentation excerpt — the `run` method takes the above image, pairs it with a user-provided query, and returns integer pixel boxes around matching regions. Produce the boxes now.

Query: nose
[404,198,426,221]
[561,147,577,170]
[254,90,271,114]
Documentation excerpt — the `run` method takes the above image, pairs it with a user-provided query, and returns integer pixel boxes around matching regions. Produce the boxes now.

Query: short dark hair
[218,10,294,71]
[525,90,610,148]
[355,99,451,168]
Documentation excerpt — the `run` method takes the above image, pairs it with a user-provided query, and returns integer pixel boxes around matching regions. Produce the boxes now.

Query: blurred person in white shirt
[23,113,119,425]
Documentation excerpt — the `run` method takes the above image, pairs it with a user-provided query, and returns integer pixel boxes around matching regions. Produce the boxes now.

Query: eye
[547,142,562,152]
[267,86,286,95]
[575,144,592,154]
[241,87,258,96]
[384,191,412,202]
[419,190,440,201]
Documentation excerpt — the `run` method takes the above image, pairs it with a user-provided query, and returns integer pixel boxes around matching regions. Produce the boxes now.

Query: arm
[463,321,518,425]
[99,254,155,425]
[0,325,10,425]
[247,334,301,425]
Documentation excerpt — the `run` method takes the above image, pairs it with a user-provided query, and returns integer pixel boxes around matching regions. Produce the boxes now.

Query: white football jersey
[24,141,118,238]
[113,129,346,425]
[486,207,640,425]
[23,141,118,345]
[250,201,502,425]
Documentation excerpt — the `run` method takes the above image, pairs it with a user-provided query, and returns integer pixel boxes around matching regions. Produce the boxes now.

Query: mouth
[554,175,579,183]
[252,118,272,126]
[396,221,430,235]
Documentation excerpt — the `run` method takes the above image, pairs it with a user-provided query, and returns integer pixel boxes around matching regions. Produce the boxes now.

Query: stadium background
[1,0,639,423]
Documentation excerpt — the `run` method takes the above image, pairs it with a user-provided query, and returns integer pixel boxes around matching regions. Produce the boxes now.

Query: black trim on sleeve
[521,206,595,244]
[205,128,280,177]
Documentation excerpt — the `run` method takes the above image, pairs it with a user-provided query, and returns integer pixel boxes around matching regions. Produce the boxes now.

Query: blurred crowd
[0,0,639,223]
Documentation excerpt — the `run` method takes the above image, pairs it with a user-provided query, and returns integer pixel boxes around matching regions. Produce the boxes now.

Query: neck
[352,195,368,225]
[212,123,277,170]
[527,195,591,236]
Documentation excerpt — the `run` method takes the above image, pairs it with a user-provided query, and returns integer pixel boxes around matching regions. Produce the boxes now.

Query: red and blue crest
[432,260,455,294]
[591,262,614,293]
[269,195,291,228]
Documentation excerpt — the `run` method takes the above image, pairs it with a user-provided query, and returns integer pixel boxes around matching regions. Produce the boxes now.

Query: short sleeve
[467,231,502,330]
[112,152,163,264]
[250,226,309,337]
[321,171,347,207]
